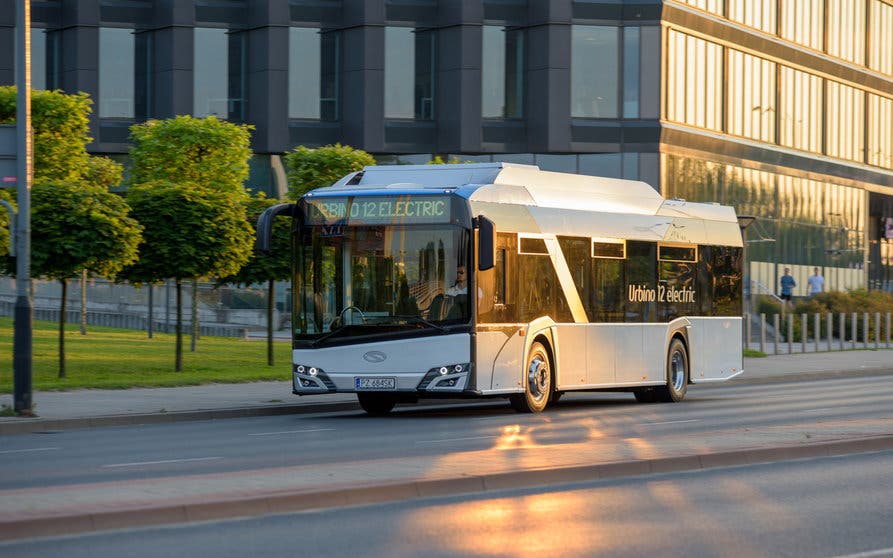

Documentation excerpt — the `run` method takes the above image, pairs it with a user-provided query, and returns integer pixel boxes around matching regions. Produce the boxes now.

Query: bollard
[863,312,869,349]
[760,313,766,354]
[875,312,881,350]
[839,312,845,351]
[826,313,832,352]
[801,313,807,353]
[814,313,820,352]
[852,312,857,350]
[774,314,780,355]
[888,312,892,349]
[788,314,793,354]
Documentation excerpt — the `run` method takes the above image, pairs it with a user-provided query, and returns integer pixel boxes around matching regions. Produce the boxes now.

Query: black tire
[510,341,552,413]
[357,393,397,415]
[657,337,689,403]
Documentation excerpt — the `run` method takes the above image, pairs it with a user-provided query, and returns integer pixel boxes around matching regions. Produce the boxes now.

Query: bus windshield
[295,224,471,343]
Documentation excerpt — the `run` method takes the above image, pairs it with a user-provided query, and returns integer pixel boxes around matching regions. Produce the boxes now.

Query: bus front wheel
[658,338,689,403]
[357,393,397,415]
[510,341,552,413]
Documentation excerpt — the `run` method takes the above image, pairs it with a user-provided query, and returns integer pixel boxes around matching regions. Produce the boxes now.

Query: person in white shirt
[445,265,468,296]
[807,267,824,296]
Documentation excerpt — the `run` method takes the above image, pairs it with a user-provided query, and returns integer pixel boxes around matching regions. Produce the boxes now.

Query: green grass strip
[0,316,290,392]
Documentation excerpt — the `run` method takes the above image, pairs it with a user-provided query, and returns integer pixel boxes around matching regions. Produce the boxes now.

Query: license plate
[355,377,396,390]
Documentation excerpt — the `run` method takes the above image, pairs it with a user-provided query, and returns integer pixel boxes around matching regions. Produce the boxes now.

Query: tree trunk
[80,269,87,335]
[175,279,183,372]
[59,278,67,379]
[191,278,199,352]
[147,284,154,339]
[267,278,275,366]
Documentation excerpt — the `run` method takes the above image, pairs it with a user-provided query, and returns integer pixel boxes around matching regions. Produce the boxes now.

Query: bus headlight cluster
[294,364,333,391]
[418,363,470,392]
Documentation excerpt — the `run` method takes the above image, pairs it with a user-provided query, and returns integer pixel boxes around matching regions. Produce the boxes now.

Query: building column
[245,0,289,155]
[152,0,194,119]
[526,0,572,153]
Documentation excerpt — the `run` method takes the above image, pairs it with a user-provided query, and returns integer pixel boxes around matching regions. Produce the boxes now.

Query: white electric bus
[258,163,743,414]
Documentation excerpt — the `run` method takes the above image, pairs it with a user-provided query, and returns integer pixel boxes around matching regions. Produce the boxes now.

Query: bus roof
[309,163,742,245]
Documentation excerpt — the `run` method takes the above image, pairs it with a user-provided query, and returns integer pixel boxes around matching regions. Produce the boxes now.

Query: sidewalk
[1,348,891,540]
[1,349,891,434]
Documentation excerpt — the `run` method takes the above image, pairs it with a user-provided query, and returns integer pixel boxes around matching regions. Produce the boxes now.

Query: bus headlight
[418,363,470,392]
[293,364,333,391]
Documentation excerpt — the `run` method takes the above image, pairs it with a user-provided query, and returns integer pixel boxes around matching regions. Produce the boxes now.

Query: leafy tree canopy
[128,115,254,194]
[284,143,375,200]
[30,181,143,280]
[0,86,92,183]
[123,181,254,285]
[216,193,291,287]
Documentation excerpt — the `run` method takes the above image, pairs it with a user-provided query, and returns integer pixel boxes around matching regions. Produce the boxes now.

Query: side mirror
[477,215,495,271]
[256,203,295,254]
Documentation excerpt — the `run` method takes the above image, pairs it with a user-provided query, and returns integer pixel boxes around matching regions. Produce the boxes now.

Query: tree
[128,115,253,194]
[127,115,255,353]
[31,181,143,378]
[0,87,93,184]
[284,143,375,200]
[216,194,291,365]
[124,182,254,371]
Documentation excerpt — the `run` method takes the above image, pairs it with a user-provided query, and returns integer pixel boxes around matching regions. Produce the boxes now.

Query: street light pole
[13,0,34,414]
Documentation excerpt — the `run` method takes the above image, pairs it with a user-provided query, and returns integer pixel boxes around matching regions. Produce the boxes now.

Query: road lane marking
[102,457,223,468]
[830,548,893,558]
[416,436,499,444]
[0,447,60,455]
[248,428,335,436]
[641,420,700,426]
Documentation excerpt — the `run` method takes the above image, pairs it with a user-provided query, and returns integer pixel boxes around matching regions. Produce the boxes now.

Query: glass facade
[571,26,619,118]
[99,28,135,118]
[481,26,524,119]
[870,0,893,76]
[728,0,776,33]
[827,0,866,65]
[780,0,824,50]
[666,29,723,131]
[728,49,775,143]
[194,28,245,120]
[869,94,893,169]
[663,153,867,272]
[289,28,340,121]
[385,27,435,120]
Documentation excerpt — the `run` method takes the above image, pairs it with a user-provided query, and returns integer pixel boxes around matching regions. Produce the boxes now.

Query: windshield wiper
[312,324,350,347]
[390,315,448,333]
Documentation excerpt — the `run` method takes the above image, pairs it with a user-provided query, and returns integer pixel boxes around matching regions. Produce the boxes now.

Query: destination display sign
[305,195,453,225]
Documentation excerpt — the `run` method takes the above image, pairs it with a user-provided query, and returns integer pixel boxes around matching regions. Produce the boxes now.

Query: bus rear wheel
[357,393,397,415]
[510,341,552,413]
[657,338,689,403]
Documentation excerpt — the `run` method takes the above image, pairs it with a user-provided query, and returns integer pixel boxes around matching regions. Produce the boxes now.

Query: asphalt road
[3,449,892,558]
[2,374,892,491]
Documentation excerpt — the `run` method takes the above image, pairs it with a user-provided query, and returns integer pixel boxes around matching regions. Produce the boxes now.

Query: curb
[0,401,362,435]
[3,434,892,542]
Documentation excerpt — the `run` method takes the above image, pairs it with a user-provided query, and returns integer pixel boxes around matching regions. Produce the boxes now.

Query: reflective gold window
[665,30,723,131]
[779,66,823,153]
[779,0,824,51]
[728,50,776,142]
[868,94,893,169]
[826,0,866,65]
[728,0,777,33]
[825,81,865,163]
[869,0,893,76]
[676,0,724,16]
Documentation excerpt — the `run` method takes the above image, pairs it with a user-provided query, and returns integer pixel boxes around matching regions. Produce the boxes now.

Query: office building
[2,0,892,293]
